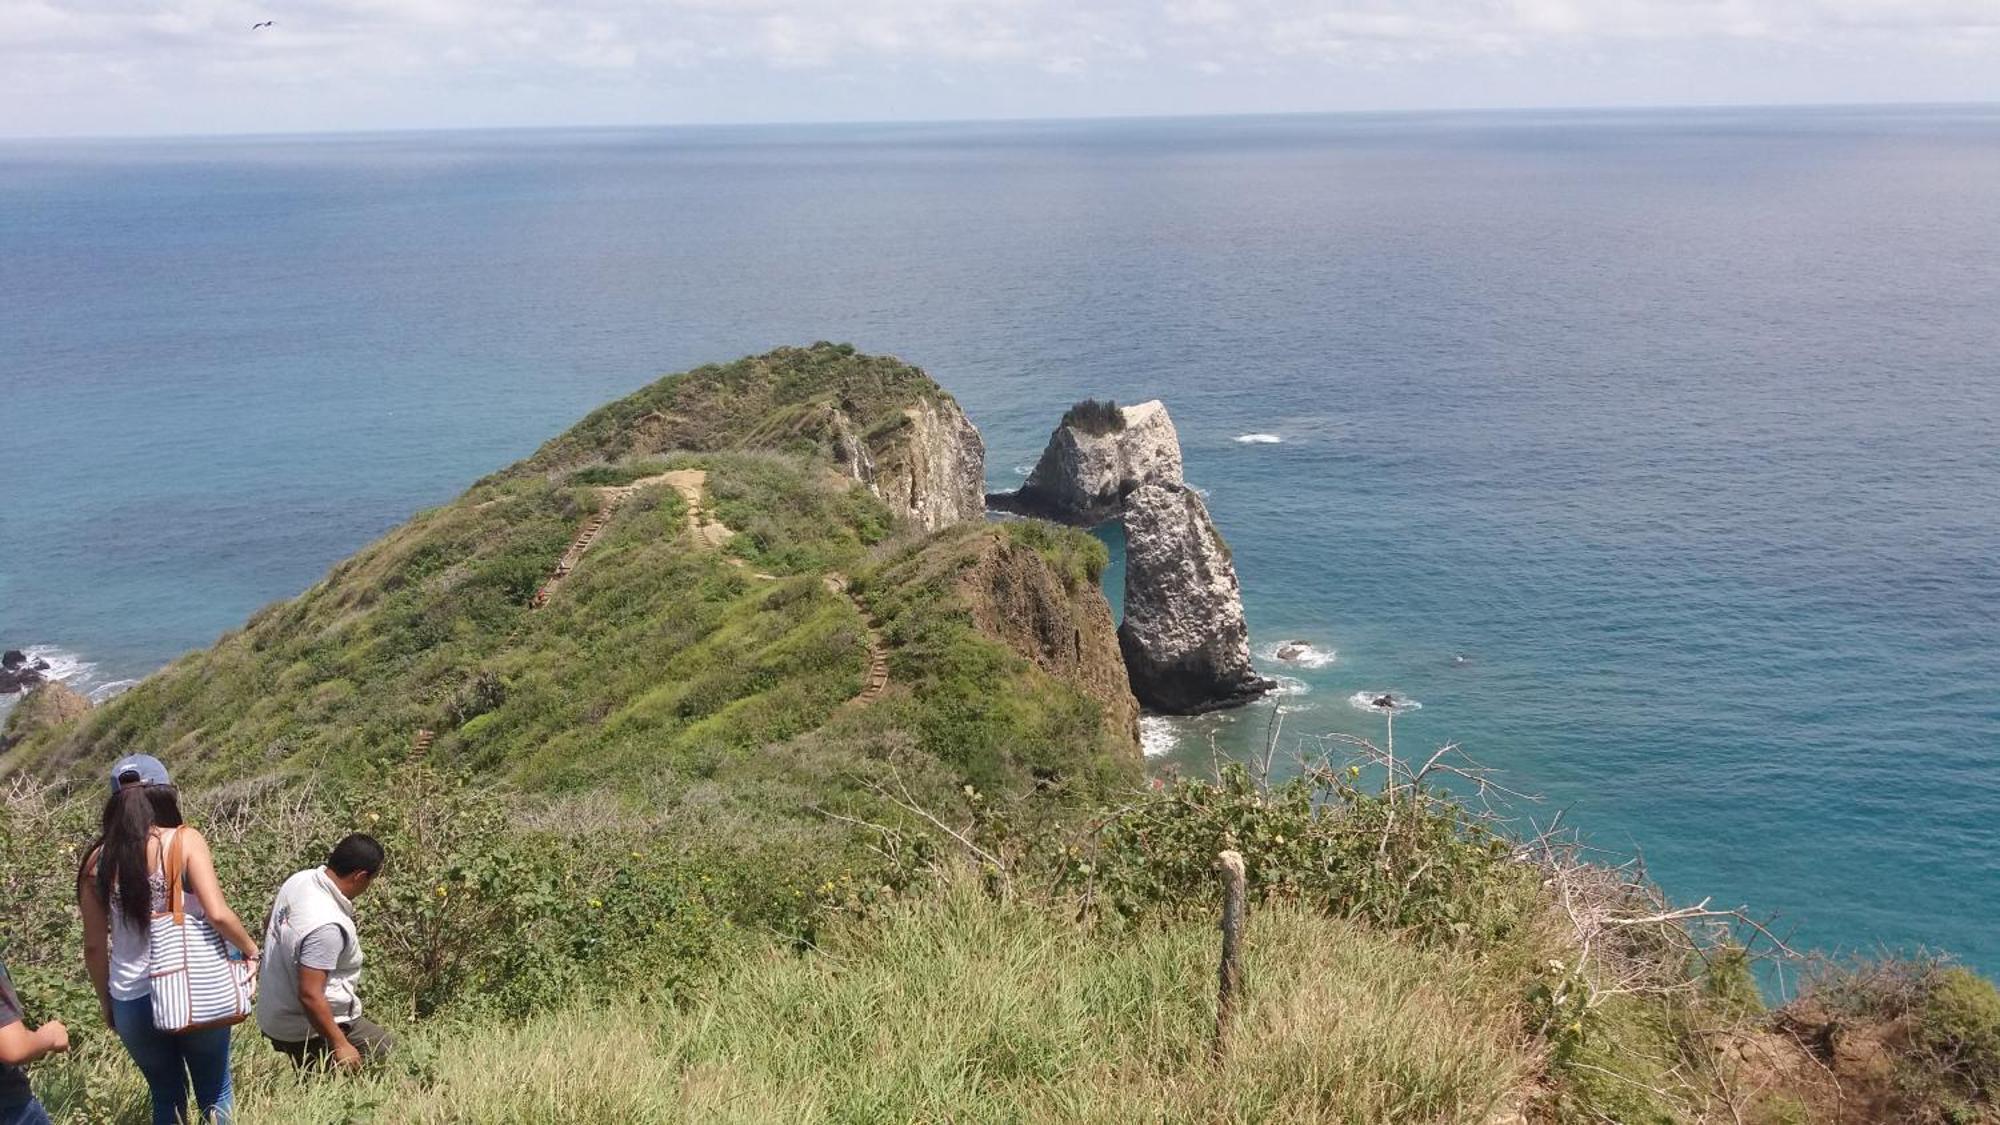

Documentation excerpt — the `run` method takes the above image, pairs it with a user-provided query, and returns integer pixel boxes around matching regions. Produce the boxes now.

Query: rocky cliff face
[995,400,1185,526]
[0,681,91,753]
[962,533,1140,751]
[1117,483,1273,714]
[849,398,988,532]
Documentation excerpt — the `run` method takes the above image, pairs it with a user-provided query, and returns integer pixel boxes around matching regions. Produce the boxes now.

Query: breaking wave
[1235,433,1283,444]
[1139,715,1181,758]
[1,645,136,706]
[1348,691,1422,715]
[1260,640,1336,669]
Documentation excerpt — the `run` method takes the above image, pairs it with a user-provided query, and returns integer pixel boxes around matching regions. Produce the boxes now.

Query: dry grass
[35,873,1535,1123]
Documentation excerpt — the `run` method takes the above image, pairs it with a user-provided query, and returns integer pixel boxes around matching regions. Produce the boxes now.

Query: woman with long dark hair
[77,755,258,1124]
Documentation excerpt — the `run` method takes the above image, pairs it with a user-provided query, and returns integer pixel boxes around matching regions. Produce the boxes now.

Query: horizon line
[4,97,1997,146]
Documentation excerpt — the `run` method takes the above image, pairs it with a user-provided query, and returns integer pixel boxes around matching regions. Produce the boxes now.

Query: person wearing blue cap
[76,755,260,1125]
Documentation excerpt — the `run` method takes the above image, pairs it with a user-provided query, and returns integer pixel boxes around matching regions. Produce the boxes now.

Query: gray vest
[255,867,364,1041]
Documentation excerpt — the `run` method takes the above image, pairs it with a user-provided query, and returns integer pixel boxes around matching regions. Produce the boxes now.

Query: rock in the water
[993,400,1185,526]
[0,680,91,751]
[1276,641,1311,661]
[1117,483,1273,714]
[0,650,51,695]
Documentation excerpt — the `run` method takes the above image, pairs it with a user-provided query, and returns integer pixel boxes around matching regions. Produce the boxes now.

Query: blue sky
[5,0,1999,136]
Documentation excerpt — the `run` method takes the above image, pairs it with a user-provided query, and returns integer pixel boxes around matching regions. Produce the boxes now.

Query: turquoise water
[3,108,1997,973]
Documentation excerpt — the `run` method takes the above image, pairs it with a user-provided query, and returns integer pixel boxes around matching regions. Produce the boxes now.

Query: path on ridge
[528,468,890,707]
[660,469,736,551]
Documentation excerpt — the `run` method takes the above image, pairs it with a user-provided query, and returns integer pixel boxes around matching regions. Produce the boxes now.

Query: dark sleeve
[0,964,22,1029]
[296,925,347,972]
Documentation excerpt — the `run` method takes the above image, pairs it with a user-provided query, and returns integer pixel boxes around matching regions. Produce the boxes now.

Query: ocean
[3,107,1996,975]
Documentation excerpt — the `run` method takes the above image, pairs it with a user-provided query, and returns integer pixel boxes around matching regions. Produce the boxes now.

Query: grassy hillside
[5,345,1132,801]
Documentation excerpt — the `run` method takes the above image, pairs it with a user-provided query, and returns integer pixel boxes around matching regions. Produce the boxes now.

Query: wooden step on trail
[409,728,435,759]
[529,474,678,610]
[826,573,891,708]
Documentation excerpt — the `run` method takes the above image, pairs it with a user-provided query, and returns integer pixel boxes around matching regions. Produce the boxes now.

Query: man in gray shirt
[256,834,392,1070]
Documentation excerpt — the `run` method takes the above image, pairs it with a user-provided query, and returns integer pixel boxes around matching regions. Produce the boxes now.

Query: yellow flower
[589,898,603,909]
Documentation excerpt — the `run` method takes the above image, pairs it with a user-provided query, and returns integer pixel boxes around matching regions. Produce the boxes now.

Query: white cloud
[2,0,1997,133]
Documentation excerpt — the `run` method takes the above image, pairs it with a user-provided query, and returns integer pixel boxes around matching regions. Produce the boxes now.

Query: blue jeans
[111,996,233,1125]
[0,1099,52,1125]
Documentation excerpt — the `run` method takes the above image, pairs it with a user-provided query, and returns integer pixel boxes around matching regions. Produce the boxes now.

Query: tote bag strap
[162,827,188,926]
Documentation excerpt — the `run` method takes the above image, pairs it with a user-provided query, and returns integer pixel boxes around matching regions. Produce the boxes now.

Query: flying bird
[252,20,274,29]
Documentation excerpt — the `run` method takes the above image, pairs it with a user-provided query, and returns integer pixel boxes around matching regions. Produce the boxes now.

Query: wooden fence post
[1213,849,1247,1061]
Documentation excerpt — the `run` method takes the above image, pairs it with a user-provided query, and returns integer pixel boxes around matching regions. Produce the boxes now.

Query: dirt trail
[660,470,736,550]
[530,469,888,706]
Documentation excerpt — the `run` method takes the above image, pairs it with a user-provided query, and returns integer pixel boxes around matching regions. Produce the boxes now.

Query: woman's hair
[85,783,186,928]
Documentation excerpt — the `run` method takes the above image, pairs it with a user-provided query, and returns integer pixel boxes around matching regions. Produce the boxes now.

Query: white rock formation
[1003,400,1185,526]
[1116,483,1272,714]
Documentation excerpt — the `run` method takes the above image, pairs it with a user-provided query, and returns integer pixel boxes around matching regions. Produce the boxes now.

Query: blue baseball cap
[109,754,171,793]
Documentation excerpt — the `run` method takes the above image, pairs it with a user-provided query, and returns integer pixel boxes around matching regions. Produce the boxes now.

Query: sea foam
[1261,640,1336,669]
[1348,691,1422,715]
[1235,433,1283,444]
[1139,715,1181,758]
[1,645,136,706]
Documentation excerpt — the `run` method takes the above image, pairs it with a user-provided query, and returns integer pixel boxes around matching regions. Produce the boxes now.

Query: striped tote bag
[148,830,254,1033]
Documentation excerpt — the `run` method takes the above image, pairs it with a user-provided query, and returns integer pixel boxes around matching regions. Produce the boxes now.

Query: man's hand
[331,1040,362,1072]
[37,1022,69,1055]
[98,997,116,1032]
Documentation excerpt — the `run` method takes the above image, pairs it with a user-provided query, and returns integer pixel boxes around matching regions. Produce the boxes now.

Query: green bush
[1002,519,1108,589]
[0,768,734,1044]
[1921,967,2000,1094]
[1061,399,1125,436]
[1066,763,1538,948]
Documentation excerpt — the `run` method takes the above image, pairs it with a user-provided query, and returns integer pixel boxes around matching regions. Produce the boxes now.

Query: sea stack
[995,400,1185,526]
[992,399,1270,715]
[1116,484,1274,714]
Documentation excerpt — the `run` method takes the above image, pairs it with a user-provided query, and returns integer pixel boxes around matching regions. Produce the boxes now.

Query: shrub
[1063,763,1539,949]
[1002,519,1108,589]
[1921,967,2000,1094]
[0,768,733,1040]
[1701,943,1764,1017]
[1061,398,1125,436]
[444,670,508,728]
